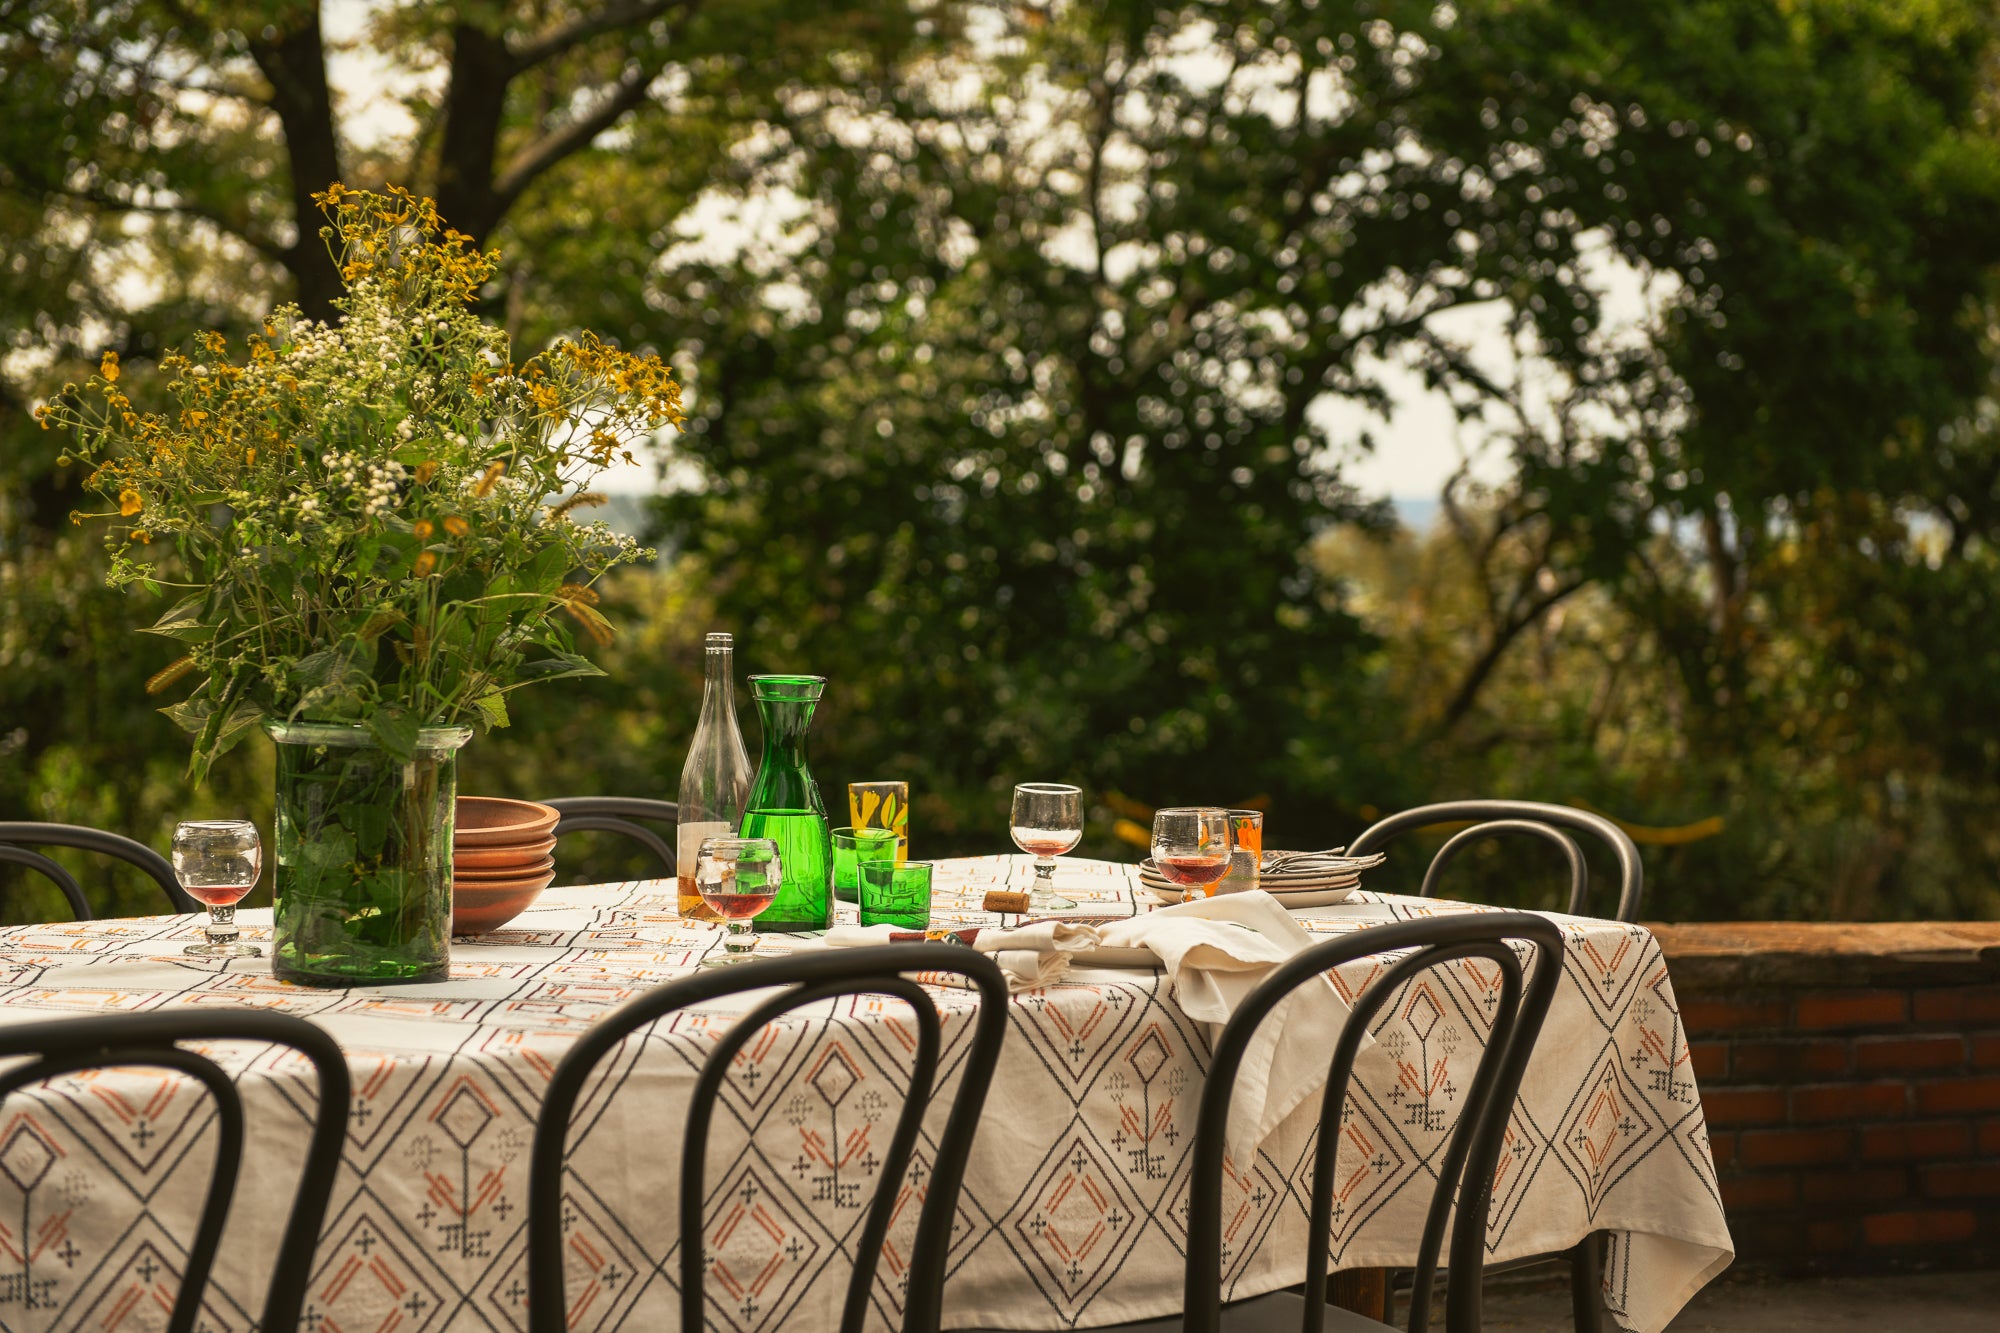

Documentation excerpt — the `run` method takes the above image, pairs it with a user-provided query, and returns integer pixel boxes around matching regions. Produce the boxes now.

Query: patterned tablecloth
[0,856,1730,1333]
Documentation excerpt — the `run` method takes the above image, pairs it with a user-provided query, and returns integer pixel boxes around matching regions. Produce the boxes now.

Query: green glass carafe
[740,674,833,932]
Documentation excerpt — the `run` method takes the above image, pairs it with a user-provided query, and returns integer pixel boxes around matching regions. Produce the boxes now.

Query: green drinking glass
[832,825,899,904]
[858,860,933,930]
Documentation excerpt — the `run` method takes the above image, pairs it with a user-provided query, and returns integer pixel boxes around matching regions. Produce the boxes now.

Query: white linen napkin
[821,920,1103,991]
[1095,891,1364,1159]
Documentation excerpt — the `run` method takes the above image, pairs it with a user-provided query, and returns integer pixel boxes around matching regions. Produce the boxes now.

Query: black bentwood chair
[1348,800,1644,924]
[1351,802,1640,1332]
[959,912,1566,1333]
[539,796,678,879]
[0,821,200,918]
[0,1010,351,1333]
[527,944,1011,1333]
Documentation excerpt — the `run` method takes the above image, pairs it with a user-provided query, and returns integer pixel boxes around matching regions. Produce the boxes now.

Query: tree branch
[506,0,682,74]
[490,68,657,214]
[1434,574,1587,734]
[49,185,286,261]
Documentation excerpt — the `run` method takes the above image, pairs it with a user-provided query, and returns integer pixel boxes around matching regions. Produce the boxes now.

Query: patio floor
[1476,1266,2000,1330]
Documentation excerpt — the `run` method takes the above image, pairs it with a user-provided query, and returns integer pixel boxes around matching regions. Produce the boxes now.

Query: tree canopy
[5,0,2000,921]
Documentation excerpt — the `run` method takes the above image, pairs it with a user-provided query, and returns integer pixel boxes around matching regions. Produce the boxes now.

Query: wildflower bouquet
[39,185,680,984]
[41,185,679,781]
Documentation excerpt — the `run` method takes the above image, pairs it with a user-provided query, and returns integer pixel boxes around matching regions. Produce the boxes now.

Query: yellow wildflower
[443,515,470,538]
[473,462,505,496]
[414,460,439,485]
[414,551,437,577]
[101,351,120,382]
[413,519,435,540]
[118,489,143,517]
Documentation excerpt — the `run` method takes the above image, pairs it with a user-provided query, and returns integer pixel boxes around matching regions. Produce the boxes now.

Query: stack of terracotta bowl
[452,797,560,934]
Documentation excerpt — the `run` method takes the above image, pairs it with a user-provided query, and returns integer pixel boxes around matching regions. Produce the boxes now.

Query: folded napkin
[1095,891,1364,1159]
[821,920,1103,992]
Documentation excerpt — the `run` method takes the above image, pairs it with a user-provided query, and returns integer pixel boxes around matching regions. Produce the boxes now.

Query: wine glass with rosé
[695,837,783,968]
[172,820,263,958]
[1151,807,1233,903]
[1010,783,1083,911]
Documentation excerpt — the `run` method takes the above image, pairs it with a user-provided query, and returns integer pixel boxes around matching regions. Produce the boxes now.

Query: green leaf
[346,801,391,858]
[209,698,267,758]
[367,707,421,762]
[521,544,571,591]
[187,679,261,786]
[139,592,216,643]
[515,651,607,682]
[473,689,510,729]
[161,698,213,736]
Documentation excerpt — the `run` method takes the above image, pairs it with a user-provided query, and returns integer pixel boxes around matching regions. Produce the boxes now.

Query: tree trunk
[434,26,513,245]
[248,11,345,322]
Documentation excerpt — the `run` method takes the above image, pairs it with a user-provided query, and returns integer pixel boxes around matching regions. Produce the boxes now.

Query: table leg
[1327,1267,1387,1320]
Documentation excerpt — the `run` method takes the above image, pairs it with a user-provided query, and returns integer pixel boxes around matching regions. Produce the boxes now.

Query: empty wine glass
[1150,807,1232,903]
[696,837,783,968]
[1011,783,1082,911]
[173,820,263,958]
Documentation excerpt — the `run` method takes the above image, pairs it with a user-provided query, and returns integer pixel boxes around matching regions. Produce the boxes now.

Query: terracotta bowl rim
[451,868,558,895]
[453,857,556,881]
[454,796,560,845]
[452,833,559,852]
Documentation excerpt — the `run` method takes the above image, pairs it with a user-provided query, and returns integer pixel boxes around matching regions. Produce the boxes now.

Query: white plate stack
[1138,849,1386,907]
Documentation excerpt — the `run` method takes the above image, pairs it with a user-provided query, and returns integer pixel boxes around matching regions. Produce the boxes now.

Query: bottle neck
[700,647,734,721]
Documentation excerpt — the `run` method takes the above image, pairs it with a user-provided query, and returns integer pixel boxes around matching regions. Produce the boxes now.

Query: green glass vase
[740,675,833,932]
[267,721,470,986]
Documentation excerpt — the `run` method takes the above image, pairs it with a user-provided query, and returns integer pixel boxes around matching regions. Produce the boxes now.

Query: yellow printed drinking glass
[847,781,910,863]
[1217,809,1264,895]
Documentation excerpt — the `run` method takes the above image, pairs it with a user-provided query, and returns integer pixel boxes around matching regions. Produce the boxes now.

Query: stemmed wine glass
[173,820,264,958]
[696,836,783,968]
[1010,783,1082,911]
[1151,807,1233,903]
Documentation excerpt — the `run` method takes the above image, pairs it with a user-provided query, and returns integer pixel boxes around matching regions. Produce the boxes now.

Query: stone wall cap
[1649,920,2000,990]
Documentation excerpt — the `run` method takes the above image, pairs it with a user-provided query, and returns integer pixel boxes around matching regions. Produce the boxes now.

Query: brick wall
[1654,922,2000,1268]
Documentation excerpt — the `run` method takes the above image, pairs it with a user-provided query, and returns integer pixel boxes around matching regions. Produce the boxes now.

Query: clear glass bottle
[676,633,752,920]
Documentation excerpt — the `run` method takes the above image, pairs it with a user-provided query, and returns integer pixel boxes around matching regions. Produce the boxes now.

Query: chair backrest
[0,1010,350,1333]
[527,943,1010,1333]
[1181,912,1567,1333]
[539,796,678,878]
[0,843,95,919]
[0,821,198,916]
[1348,800,1643,922]
[1420,819,1588,916]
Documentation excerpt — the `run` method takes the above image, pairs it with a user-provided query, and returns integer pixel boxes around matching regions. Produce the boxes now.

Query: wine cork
[983,889,1031,915]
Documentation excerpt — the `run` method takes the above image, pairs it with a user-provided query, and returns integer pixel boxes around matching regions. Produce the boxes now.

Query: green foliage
[6,0,2000,925]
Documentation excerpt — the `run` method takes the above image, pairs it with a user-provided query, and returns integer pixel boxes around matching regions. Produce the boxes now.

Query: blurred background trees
[5,0,2000,922]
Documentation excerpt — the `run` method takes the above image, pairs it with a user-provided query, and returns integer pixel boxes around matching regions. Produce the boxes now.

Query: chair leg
[1568,1231,1606,1333]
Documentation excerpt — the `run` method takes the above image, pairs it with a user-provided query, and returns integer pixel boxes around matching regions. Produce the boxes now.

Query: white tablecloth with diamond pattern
[0,856,1730,1332]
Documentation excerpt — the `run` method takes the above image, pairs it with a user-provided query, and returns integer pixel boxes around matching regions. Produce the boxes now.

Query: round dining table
[0,855,1730,1332]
